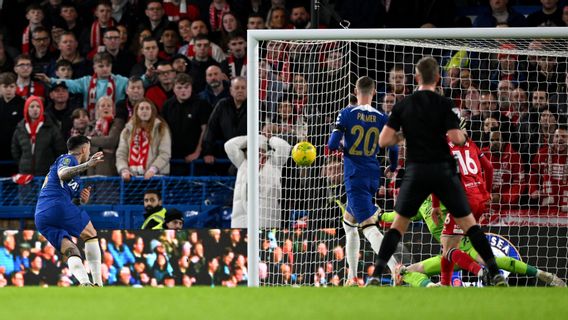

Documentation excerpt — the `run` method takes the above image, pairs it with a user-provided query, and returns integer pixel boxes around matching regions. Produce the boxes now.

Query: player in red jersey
[431,122,494,286]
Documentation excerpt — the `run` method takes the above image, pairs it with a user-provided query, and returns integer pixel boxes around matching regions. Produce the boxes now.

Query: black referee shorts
[394,161,471,219]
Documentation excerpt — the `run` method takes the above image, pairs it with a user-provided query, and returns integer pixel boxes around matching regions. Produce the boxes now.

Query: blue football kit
[328,104,398,222]
[35,154,90,250]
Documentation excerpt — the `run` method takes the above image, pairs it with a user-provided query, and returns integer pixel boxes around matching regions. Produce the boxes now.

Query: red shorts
[442,194,487,236]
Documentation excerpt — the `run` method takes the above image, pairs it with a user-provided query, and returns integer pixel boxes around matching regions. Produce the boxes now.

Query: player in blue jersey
[35,135,105,286]
[328,76,399,286]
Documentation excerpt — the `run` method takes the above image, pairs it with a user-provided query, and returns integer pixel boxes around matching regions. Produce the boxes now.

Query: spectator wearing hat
[164,208,184,230]
[171,53,190,74]
[45,81,80,139]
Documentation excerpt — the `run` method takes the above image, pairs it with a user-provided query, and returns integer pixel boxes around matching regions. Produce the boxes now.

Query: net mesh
[255,37,568,287]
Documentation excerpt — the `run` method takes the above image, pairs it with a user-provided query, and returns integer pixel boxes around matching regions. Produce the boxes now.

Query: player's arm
[479,153,493,193]
[387,145,399,172]
[378,125,403,148]
[328,111,345,151]
[58,152,104,181]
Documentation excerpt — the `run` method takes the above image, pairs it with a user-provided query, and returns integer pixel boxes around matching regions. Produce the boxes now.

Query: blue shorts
[345,175,379,223]
[35,203,91,251]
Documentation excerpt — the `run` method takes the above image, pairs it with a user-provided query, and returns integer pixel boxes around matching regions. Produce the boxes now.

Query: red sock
[450,249,482,275]
[440,257,454,286]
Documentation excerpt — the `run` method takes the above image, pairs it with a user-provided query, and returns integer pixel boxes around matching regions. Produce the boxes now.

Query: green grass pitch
[0,287,566,320]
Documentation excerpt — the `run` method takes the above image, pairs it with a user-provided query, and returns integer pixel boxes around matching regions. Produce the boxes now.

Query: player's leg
[469,248,567,286]
[440,235,461,286]
[60,237,92,285]
[371,163,430,281]
[440,215,483,285]
[434,169,504,286]
[342,211,360,285]
[80,221,103,287]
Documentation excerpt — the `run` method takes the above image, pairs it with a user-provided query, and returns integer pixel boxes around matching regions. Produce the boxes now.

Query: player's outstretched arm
[58,152,104,181]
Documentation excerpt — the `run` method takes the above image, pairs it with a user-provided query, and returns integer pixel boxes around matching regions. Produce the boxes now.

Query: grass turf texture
[0,287,566,320]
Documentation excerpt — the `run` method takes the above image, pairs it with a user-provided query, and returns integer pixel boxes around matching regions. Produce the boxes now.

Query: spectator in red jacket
[529,126,568,213]
[483,131,525,207]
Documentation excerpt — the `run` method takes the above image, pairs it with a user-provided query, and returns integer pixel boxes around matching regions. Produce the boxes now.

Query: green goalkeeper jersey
[380,197,473,252]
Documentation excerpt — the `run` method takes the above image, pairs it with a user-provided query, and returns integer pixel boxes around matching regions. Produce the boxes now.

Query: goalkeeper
[380,197,566,287]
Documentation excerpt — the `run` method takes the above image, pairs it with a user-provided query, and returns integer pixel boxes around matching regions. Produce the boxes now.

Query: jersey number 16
[452,150,478,175]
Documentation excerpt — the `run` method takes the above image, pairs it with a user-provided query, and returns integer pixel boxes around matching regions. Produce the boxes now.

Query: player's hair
[356,76,375,95]
[194,33,210,43]
[0,72,17,85]
[67,135,90,152]
[144,189,162,200]
[416,56,439,85]
[93,52,113,65]
[174,72,193,86]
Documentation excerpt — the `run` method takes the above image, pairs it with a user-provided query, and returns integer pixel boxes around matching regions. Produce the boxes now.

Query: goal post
[247,27,568,287]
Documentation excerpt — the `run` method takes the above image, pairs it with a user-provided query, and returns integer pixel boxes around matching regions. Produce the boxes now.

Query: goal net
[246,28,568,287]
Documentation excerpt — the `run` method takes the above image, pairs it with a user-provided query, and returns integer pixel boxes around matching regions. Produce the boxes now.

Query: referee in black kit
[370,57,506,286]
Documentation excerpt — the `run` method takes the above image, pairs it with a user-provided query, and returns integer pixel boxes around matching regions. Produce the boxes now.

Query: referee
[371,57,505,286]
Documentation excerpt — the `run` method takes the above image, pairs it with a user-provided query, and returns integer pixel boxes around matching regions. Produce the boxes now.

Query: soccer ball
[291,141,317,166]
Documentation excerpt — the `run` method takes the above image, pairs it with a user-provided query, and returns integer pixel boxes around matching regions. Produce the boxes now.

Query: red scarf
[22,26,31,54]
[93,115,114,136]
[90,19,115,51]
[87,74,116,119]
[129,128,150,174]
[23,96,45,155]
[88,19,115,59]
[209,3,230,31]
[227,54,247,78]
[16,80,35,99]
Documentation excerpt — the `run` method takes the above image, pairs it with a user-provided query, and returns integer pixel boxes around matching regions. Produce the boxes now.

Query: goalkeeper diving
[379,197,567,287]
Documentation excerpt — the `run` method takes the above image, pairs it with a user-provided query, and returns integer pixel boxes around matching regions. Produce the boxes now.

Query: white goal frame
[246,27,568,287]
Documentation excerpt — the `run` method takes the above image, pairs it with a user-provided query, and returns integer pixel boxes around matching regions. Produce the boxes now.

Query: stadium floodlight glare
[247,27,568,287]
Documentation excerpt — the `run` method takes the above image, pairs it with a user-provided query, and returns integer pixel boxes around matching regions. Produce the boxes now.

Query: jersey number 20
[349,125,379,156]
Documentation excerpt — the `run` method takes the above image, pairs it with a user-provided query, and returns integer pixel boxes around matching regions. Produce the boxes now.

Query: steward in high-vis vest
[142,190,166,230]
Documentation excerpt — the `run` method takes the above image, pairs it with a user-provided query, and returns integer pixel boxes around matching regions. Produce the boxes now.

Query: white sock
[362,225,398,273]
[68,256,90,285]
[343,221,360,279]
[85,239,103,286]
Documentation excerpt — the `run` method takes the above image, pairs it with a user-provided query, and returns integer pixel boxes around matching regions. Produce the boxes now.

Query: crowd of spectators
[0,229,248,287]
